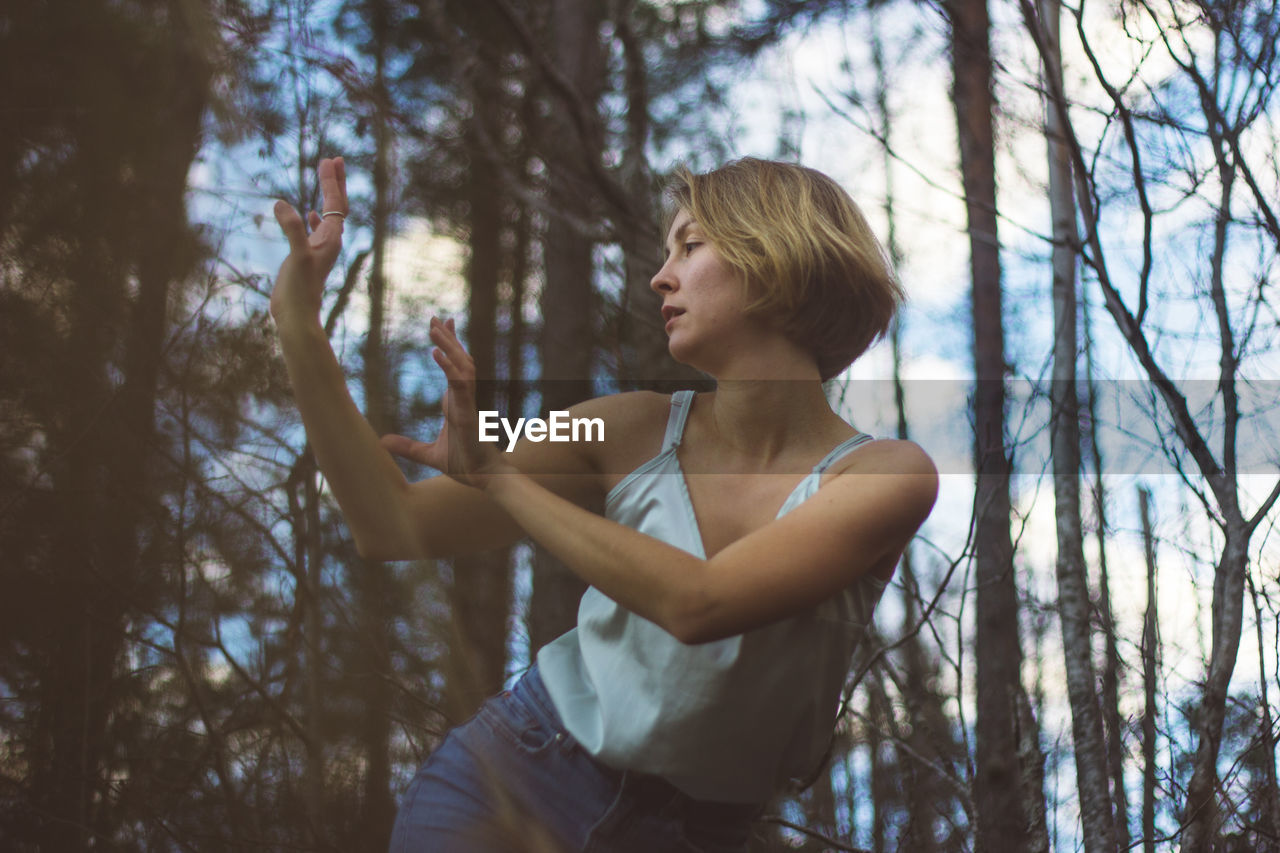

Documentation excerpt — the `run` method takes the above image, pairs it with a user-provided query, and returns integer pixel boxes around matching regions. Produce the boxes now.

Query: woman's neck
[699,380,843,466]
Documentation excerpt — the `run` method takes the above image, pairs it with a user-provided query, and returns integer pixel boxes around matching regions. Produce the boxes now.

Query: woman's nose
[650,260,676,293]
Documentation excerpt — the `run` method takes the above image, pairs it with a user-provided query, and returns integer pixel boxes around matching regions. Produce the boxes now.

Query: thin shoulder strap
[812,433,875,474]
[662,390,696,452]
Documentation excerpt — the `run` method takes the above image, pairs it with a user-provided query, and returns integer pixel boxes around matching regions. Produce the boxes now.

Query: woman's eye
[683,241,700,255]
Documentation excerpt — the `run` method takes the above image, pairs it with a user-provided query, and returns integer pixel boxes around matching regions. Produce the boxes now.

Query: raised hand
[380,317,511,488]
[271,157,349,329]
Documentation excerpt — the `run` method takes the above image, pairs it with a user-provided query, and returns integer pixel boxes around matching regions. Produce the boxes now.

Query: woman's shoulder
[824,437,938,528]
[827,436,937,478]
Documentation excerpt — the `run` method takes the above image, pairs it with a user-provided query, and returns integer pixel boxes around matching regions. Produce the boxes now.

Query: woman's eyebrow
[663,219,699,258]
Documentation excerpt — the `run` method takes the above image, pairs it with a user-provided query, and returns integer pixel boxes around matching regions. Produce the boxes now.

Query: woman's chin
[666,337,699,367]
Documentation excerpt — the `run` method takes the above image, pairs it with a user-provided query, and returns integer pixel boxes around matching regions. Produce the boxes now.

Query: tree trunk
[1042,12,1279,848]
[1180,513,1250,853]
[1083,290,1131,852]
[32,6,211,845]
[447,45,514,718]
[1014,686,1050,853]
[611,0,704,391]
[1035,0,1117,848]
[354,3,396,844]
[881,24,962,847]
[1247,574,1280,844]
[867,674,891,853]
[300,450,327,842]
[528,0,603,653]
[1138,487,1159,853]
[944,0,1030,847]
[1180,92,1247,849]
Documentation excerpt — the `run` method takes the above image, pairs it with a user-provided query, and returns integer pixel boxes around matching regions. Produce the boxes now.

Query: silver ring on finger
[321,211,346,220]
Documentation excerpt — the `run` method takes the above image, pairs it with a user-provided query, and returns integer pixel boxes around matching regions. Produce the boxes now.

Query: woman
[271,156,937,851]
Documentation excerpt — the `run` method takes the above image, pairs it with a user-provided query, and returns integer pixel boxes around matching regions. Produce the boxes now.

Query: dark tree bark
[610,0,706,391]
[353,1,396,844]
[942,0,1031,847]
[527,0,604,654]
[867,675,892,853]
[12,3,214,846]
[447,69,514,718]
[1247,573,1280,844]
[299,449,327,840]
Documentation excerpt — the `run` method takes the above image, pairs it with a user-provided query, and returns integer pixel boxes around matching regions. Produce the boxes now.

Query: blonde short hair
[665,158,902,381]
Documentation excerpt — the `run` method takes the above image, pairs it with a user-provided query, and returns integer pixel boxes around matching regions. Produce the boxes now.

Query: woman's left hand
[380,316,511,489]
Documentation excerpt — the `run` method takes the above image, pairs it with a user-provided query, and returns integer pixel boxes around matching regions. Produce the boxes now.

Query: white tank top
[536,390,887,803]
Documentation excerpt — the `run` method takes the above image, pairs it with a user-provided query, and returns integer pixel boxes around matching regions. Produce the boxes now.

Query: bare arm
[484,445,937,643]
[425,315,939,644]
[271,158,599,561]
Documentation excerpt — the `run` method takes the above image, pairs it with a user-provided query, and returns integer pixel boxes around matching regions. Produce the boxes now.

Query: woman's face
[650,209,769,372]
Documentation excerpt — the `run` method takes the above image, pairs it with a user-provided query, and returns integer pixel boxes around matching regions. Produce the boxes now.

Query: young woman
[271,156,938,852]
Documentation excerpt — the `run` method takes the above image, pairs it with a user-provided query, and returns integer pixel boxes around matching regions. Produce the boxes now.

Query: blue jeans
[389,665,762,852]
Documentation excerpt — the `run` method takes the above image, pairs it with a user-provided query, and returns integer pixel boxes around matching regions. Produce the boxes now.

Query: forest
[1,0,1278,850]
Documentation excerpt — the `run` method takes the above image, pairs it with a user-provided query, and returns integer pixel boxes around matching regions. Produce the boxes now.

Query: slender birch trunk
[1034,0,1117,848]
[1020,8,1280,846]
[1139,487,1159,853]
[1180,44,1249,844]
[1083,293,1131,851]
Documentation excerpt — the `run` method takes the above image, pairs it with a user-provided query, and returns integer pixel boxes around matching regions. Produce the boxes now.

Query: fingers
[318,156,348,217]
[274,200,309,254]
[431,347,472,400]
[429,316,464,354]
[381,433,450,474]
[429,317,473,385]
[380,433,427,462]
[422,317,499,486]
[309,157,348,246]
[275,157,346,255]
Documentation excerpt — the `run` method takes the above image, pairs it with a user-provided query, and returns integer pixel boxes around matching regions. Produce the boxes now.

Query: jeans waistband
[511,663,568,734]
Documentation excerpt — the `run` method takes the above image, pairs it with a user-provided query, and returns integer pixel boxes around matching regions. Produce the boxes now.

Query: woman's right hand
[271,156,348,329]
